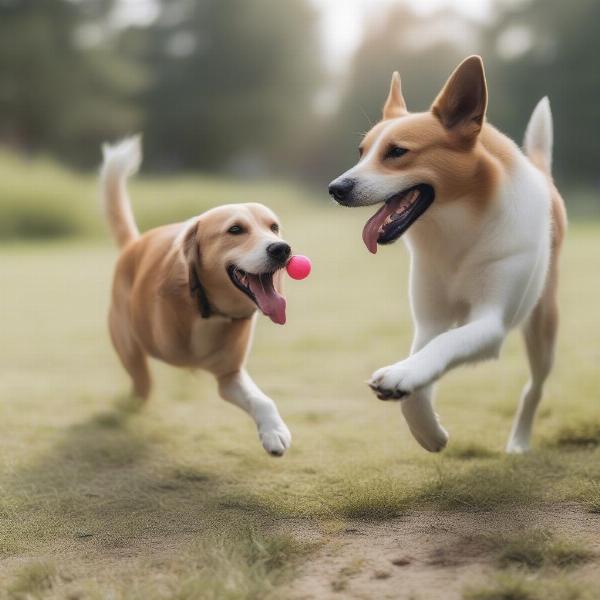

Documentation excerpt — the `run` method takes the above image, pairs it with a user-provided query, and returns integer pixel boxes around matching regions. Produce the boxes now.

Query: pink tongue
[362,199,398,254]
[247,273,287,325]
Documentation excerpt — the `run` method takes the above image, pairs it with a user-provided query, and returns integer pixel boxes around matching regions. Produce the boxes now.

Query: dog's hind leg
[506,263,559,453]
[109,309,151,400]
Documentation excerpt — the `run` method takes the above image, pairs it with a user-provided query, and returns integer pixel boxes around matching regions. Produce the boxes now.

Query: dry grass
[1,161,600,596]
[495,530,593,570]
[463,573,594,600]
[7,562,57,600]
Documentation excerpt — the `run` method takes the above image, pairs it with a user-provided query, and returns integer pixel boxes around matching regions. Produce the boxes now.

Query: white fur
[219,368,292,455]
[100,135,143,247]
[524,97,553,173]
[363,111,553,453]
[237,237,282,274]
[333,119,421,206]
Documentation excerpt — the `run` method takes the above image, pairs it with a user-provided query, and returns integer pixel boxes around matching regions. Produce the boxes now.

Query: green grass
[0,150,319,241]
[1,155,600,596]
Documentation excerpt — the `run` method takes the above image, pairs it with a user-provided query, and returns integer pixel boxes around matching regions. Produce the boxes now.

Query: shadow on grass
[221,453,556,525]
[2,394,312,597]
[544,419,600,449]
[1,394,288,550]
[322,455,560,521]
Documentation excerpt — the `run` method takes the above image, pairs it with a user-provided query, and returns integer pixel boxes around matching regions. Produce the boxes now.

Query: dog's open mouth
[227,266,286,325]
[362,184,434,254]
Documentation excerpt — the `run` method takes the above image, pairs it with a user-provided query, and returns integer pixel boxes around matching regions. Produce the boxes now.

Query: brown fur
[108,203,284,398]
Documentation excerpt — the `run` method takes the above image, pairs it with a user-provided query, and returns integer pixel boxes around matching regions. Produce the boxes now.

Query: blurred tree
[0,0,145,166]
[485,0,600,183]
[135,0,322,173]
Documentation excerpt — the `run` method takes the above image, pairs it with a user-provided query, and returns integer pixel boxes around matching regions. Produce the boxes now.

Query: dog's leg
[506,268,558,453]
[401,385,448,452]
[372,269,451,451]
[218,369,291,457]
[400,326,450,453]
[109,309,151,400]
[369,311,505,399]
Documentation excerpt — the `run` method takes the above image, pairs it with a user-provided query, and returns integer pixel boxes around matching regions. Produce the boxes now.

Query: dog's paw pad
[367,379,409,401]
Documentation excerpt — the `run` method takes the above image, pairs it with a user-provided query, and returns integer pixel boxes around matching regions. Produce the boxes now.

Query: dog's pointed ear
[182,221,201,298]
[431,56,487,142]
[383,71,408,120]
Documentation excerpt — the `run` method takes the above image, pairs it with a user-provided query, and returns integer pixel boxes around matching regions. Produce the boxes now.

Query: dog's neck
[189,265,213,318]
[190,265,255,321]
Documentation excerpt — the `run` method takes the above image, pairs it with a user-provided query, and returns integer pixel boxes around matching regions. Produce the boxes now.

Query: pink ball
[286,254,312,280]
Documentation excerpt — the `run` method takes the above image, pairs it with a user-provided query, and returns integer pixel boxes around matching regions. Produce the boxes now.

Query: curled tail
[523,97,553,175]
[100,135,142,247]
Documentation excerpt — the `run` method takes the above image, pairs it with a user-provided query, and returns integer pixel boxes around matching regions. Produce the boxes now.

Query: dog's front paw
[258,420,292,457]
[368,359,430,400]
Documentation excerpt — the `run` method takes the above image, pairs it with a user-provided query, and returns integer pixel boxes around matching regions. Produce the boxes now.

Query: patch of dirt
[287,504,600,600]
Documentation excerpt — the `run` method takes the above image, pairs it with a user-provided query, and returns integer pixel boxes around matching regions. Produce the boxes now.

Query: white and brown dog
[329,56,566,453]
[100,137,292,456]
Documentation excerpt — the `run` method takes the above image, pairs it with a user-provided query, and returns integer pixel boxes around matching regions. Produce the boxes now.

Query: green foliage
[0,0,145,166]
[1,0,599,191]
[0,150,318,240]
[485,0,600,182]
[127,0,322,172]
[0,151,94,240]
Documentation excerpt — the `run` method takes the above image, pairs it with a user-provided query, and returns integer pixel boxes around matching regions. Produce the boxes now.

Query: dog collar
[189,266,214,319]
[189,267,253,321]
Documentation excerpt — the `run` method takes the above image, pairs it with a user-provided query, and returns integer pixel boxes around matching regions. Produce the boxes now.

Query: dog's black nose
[267,242,291,264]
[328,178,355,204]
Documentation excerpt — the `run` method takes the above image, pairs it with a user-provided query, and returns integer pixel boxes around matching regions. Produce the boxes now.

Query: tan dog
[329,56,566,453]
[100,137,292,456]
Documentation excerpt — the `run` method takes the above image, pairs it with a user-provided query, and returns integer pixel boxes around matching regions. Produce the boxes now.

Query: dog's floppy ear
[182,221,211,317]
[431,55,487,142]
[382,71,408,119]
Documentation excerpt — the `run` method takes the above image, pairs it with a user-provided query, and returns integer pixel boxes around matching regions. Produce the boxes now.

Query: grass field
[1,164,600,599]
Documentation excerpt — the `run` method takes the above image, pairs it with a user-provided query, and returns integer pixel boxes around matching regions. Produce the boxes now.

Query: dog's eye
[386,146,409,159]
[358,146,364,158]
[270,223,279,233]
[227,225,245,235]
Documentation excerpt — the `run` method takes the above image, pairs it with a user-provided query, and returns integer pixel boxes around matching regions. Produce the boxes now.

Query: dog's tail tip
[101,134,143,179]
[99,134,143,248]
[523,97,553,174]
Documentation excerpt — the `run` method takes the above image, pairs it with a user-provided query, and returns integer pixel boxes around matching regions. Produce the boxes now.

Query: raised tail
[523,97,553,174]
[100,135,142,247]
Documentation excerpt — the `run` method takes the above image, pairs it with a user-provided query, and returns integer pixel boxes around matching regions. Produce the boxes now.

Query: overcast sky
[114,0,495,71]
[311,0,493,70]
